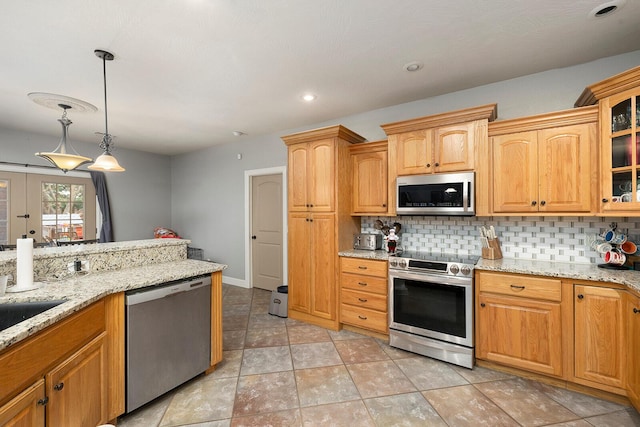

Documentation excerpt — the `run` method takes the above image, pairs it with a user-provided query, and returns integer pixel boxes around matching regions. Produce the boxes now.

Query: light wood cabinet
[382,104,497,215]
[476,271,563,377]
[339,257,388,335]
[350,141,389,215]
[283,125,364,330]
[489,107,598,214]
[626,292,640,408]
[573,285,626,393]
[575,65,640,215]
[0,379,45,427]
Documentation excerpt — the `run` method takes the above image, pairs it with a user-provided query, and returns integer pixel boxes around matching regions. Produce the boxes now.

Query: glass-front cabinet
[601,90,640,213]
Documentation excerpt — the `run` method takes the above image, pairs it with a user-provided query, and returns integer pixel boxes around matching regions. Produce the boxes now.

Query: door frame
[244,166,287,289]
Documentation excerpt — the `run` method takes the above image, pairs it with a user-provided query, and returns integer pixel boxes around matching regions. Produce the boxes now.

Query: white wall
[0,127,172,241]
[171,49,640,284]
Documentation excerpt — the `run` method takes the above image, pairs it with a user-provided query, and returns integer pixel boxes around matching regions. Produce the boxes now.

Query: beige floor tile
[230,409,302,427]
[233,371,299,417]
[244,326,288,348]
[117,392,173,427]
[376,339,418,360]
[290,342,343,369]
[347,360,416,398]
[248,313,286,329]
[327,328,367,341]
[159,376,237,427]
[423,385,518,426]
[295,365,360,407]
[395,356,468,390]
[365,392,448,427]
[240,345,292,375]
[223,303,250,315]
[584,408,640,426]
[184,421,231,427]
[210,350,243,379]
[452,364,516,384]
[287,324,331,344]
[222,330,245,350]
[542,421,594,427]
[300,401,375,427]
[531,381,628,418]
[222,314,249,331]
[334,338,390,364]
[475,378,581,426]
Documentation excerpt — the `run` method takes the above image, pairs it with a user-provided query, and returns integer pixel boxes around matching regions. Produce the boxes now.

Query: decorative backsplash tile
[362,216,640,264]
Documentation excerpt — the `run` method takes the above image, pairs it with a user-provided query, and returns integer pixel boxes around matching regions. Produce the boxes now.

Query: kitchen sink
[0,300,67,332]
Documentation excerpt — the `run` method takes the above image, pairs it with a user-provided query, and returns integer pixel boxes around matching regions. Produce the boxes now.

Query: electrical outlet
[67,260,90,272]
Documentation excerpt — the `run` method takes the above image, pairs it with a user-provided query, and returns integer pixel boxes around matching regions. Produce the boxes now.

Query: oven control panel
[388,256,474,277]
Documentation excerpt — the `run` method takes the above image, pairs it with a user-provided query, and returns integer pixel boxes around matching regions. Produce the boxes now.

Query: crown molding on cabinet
[281,124,367,146]
[575,65,640,107]
[488,105,599,136]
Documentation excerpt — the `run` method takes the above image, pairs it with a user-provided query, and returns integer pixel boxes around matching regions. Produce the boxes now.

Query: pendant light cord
[102,54,109,138]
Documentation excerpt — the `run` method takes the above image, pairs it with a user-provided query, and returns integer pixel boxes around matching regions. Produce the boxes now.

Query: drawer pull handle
[358,282,368,286]
[358,298,368,302]
[510,285,525,290]
[358,266,368,270]
[358,315,368,320]
[53,382,64,391]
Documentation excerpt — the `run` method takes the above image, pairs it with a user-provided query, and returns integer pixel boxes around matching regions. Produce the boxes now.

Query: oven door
[389,269,473,347]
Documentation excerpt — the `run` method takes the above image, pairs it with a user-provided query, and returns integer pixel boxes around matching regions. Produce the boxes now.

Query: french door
[0,171,96,245]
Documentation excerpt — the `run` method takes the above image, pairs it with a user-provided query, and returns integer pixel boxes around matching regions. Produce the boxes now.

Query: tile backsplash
[361,216,640,264]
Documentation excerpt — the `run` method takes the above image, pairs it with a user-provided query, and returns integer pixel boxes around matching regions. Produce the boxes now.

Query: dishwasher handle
[125,276,211,306]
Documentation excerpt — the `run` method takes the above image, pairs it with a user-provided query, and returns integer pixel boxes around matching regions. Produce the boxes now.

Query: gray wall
[0,127,171,241]
[171,49,640,284]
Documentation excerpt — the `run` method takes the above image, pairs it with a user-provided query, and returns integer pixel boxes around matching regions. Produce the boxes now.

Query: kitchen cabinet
[488,107,598,214]
[573,285,626,393]
[350,140,389,215]
[575,65,640,215]
[339,257,388,335]
[0,379,45,427]
[382,104,497,215]
[476,271,563,377]
[626,291,640,408]
[283,125,364,330]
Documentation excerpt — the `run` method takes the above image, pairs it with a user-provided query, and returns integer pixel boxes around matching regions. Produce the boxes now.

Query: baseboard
[222,275,249,288]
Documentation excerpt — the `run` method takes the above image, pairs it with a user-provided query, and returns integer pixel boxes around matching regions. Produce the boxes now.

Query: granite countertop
[0,259,226,351]
[338,249,390,260]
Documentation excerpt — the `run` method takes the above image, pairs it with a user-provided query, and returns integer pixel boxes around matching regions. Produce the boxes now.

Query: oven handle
[389,270,472,288]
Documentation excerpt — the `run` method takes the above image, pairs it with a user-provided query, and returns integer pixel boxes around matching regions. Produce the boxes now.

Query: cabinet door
[626,292,640,408]
[434,122,475,172]
[538,124,593,212]
[352,150,388,214]
[288,143,309,212]
[46,334,108,427]
[574,286,625,389]
[308,139,335,212]
[394,131,432,175]
[0,379,45,427]
[288,213,311,313]
[310,214,336,320]
[477,293,562,376]
[492,131,539,213]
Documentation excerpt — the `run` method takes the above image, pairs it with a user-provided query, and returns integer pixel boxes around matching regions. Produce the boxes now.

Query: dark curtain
[90,171,114,242]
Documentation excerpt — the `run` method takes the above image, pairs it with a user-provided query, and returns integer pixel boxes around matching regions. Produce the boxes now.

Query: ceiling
[1,0,639,156]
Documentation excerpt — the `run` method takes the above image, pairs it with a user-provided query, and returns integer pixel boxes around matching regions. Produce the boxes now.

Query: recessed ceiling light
[232,131,245,136]
[403,62,424,72]
[589,0,625,18]
[302,94,317,102]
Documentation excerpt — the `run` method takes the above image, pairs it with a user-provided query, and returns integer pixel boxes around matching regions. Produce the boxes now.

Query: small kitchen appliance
[388,251,478,368]
[353,233,383,250]
[396,171,475,216]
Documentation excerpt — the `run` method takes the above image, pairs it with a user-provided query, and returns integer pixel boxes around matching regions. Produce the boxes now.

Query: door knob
[17,213,30,218]
[251,235,257,240]
[29,230,36,235]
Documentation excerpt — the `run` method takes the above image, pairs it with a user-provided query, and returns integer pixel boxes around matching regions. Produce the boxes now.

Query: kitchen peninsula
[0,238,226,425]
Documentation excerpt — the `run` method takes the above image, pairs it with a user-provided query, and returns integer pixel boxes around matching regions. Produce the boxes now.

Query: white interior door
[251,174,283,291]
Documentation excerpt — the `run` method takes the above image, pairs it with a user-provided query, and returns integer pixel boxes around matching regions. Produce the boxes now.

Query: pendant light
[89,49,125,172]
[35,104,93,173]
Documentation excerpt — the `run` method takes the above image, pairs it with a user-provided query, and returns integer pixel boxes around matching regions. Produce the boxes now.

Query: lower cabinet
[626,292,640,408]
[573,285,625,392]
[476,271,563,377]
[339,257,388,334]
[0,379,45,427]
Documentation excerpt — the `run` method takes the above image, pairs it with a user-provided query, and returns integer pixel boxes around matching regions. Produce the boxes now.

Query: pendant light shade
[35,104,93,173]
[88,49,125,172]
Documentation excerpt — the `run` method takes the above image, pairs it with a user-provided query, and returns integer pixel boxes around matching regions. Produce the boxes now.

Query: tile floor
[118,285,640,427]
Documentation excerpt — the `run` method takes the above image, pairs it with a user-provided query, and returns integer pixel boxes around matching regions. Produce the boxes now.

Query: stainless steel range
[388,251,478,368]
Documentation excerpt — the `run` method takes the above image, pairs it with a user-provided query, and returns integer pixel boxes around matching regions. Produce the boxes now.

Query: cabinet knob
[426,163,431,168]
[480,303,486,308]
[382,204,386,207]
[602,198,609,203]
[435,162,440,167]
[540,200,546,206]
[634,307,640,314]
[309,204,314,207]
[53,382,64,391]
[531,201,537,206]
[37,397,49,406]
[577,294,584,300]
[309,218,313,222]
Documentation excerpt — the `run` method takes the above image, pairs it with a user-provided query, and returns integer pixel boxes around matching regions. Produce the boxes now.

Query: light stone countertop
[338,250,390,260]
[0,259,226,351]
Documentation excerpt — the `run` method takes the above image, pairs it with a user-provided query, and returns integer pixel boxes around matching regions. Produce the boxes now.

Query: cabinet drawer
[340,258,387,278]
[478,272,561,302]
[340,304,388,334]
[341,289,387,312]
[341,273,387,295]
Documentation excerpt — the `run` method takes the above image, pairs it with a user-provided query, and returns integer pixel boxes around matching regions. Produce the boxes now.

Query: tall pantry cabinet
[282,125,365,330]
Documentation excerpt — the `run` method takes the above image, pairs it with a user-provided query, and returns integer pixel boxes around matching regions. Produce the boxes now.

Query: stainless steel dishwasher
[125,275,211,413]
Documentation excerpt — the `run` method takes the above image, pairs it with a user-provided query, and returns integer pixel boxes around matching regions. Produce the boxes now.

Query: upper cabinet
[350,140,389,215]
[488,107,598,215]
[382,104,497,215]
[575,65,640,215]
[287,139,336,212]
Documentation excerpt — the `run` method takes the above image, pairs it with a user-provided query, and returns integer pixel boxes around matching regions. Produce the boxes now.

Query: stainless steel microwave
[396,172,475,216]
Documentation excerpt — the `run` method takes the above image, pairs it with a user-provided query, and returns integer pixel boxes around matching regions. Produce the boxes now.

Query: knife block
[482,238,503,260]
